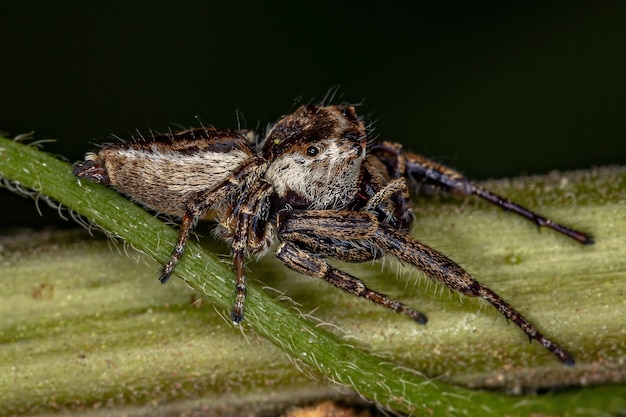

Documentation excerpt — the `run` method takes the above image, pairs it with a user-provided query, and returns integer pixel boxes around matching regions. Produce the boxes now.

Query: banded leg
[158,177,244,284]
[276,241,427,324]
[371,223,575,365]
[371,141,594,244]
[279,209,575,364]
[230,181,274,324]
[471,185,593,244]
[159,209,197,283]
[158,158,264,286]
[277,232,380,262]
[231,243,247,324]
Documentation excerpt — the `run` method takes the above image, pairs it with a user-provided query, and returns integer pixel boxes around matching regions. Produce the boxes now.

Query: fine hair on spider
[74,103,593,365]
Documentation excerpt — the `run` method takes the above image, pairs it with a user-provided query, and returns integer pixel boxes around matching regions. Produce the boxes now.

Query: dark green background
[2,2,625,228]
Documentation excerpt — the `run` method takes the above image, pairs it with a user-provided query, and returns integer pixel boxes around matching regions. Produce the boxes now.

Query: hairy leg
[278,209,575,364]
[159,209,197,283]
[276,241,427,324]
[230,181,274,324]
[157,158,265,286]
[371,223,574,364]
[371,141,593,244]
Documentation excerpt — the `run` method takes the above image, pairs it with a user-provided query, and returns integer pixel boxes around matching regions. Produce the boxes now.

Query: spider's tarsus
[231,312,244,325]
[471,186,593,245]
[405,309,428,324]
[159,272,171,284]
[563,355,576,366]
[534,217,595,245]
[415,315,427,325]
[540,336,576,366]
[555,227,594,245]
[552,346,576,366]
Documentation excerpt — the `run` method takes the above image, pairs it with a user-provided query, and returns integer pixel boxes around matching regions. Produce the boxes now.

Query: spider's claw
[415,314,428,325]
[554,347,576,366]
[159,271,172,284]
[580,235,595,245]
[159,261,176,284]
[405,309,428,325]
[231,310,244,325]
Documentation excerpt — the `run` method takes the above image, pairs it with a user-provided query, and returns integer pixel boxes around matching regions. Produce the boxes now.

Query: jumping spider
[74,104,593,365]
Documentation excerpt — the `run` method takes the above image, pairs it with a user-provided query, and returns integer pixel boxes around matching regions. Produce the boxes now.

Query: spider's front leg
[229,180,275,324]
[371,141,594,244]
[278,209,575,365]
[275,210,428,324]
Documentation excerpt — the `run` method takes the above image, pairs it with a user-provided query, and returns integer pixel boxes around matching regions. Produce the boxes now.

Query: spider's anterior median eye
[306,145,319,156]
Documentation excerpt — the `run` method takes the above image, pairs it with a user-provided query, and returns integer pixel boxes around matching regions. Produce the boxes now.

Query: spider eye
[306,145,319,156]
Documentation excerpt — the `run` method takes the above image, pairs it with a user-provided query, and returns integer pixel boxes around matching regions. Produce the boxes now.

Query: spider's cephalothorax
[74,103,593,365]
[262,105,368,211]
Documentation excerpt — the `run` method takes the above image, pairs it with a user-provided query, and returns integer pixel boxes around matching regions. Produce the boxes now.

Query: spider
[73,104,593,365]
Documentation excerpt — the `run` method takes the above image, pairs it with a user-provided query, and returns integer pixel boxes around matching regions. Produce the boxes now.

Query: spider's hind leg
[159,209,198,284]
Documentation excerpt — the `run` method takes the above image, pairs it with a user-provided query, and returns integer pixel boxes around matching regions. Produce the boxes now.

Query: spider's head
[262,104,368,209]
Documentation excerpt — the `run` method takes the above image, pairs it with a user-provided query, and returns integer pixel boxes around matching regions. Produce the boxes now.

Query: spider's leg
[470,185,593,244]
[275,240,427,324]
[159,157,265,286]
[231,235,247,324]
[371,141,593,244]
[371,223,575,365]
[280,234,379,262]
[159,209,197,284]
[280,209,575,364]
[231,181,274,324]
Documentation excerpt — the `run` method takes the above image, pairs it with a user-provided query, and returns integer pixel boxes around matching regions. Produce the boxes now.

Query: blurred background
[1,2,625,228]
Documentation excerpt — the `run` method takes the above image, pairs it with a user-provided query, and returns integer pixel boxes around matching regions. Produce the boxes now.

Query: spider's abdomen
[74,128,254,216]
